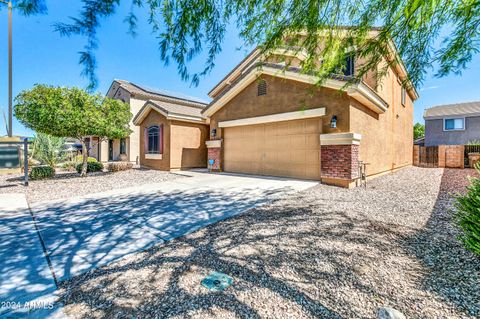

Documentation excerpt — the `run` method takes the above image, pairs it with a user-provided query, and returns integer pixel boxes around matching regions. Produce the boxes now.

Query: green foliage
[61,161,77,171]
[455,164,480,256]
[16,0,480,90]
[14,85,131,176]
[106,161,133,172]
[467,140,480,146]
[29,166,55,180]
[14,85,132,140]
[413,123,425,140]
[31,132,66,168]
[75,155,97,163]
[76,161,103,173]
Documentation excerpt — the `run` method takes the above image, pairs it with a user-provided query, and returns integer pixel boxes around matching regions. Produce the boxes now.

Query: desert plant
[75,155,97,163]
[455,163,480,256]
[32,133,66,168]
[29,166,55,180]
[106,162,133,172]
[466,140,480,146]
[61,161,77,171]
[76,161,103,174]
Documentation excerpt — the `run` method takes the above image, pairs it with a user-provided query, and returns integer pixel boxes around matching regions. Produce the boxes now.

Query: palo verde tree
[14,85,132,176]
[7,0,480,91]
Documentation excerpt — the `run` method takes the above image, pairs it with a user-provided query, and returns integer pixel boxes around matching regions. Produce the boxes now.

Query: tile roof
[148,99,205,119]
[115,79,209,105]
[424,101,480,118]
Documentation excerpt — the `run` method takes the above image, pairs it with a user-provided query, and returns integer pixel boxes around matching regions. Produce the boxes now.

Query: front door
[108,140,114,161]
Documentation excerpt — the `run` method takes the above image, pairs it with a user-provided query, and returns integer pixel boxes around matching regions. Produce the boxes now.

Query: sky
[0,1,479,137]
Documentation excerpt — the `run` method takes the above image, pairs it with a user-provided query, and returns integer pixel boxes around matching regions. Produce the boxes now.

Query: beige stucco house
[202,41,418,187]
[92,80,208,170]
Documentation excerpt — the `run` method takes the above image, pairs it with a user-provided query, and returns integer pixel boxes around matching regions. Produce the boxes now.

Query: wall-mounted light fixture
[330,115,337,128]
[211,128,217,138]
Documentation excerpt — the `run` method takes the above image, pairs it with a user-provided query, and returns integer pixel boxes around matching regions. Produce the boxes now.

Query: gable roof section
[133,99,207,125]
[202,62,389,117]
[208,31,419,101]
[109,79,209,106]
[424,101,480,119]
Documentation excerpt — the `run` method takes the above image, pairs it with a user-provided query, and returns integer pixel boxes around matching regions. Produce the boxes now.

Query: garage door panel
[224,118,321,180]
[306,134,320,149]
[306,118,322,133]
[291,135,306,150]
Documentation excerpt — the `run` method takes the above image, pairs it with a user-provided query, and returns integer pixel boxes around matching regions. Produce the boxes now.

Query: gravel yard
[0,168,181,203]
[60,167,479,318]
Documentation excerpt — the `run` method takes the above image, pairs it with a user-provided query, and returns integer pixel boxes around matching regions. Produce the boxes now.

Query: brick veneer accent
[208,147,222,171]
[321,144,360,180]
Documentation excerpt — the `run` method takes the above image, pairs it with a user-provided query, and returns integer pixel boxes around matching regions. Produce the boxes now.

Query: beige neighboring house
[202,35,419,187]
[99,79,209,170]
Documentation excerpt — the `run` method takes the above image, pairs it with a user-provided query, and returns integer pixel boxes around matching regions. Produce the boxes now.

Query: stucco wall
[209,74,351,138]
[170,121,208,169]
[425,116,480,146]
[138,110,171,170]
[350,65,414,176]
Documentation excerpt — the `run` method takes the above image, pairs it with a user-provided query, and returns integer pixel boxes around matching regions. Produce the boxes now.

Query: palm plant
[32,133,66,168]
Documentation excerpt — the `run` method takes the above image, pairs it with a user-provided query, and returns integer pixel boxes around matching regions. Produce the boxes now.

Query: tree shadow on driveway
[57,167,479,318]
[31,186,297,282]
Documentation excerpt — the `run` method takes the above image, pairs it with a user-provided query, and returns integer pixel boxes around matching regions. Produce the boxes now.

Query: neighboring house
[132,97,209,170]
[424,101,480,146]
[202,38,419,187]
[93,80,208,170]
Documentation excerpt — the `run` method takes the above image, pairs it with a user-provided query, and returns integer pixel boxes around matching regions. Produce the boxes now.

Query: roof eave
[203,65,389,117]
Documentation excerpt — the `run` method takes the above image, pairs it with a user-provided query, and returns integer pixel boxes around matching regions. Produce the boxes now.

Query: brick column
[320,133,361,188]
[206,139,222,171]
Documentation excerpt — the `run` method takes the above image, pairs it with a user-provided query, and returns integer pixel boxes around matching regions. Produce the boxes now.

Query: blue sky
[1,1,479,137]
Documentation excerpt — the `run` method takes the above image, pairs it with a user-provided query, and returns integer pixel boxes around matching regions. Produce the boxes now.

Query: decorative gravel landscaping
[0,168,181,203]
[59,167,479,319]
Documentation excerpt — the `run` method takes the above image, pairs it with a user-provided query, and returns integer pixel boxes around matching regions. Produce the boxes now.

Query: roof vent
[257,80,267,96]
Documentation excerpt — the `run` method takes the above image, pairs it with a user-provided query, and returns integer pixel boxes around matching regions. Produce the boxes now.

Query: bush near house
[30,166,55,180]
[106,162,133,172]
[75,155,97,163]
[456,163,480,256]
[76,162,104,174]
[61,161,77,171]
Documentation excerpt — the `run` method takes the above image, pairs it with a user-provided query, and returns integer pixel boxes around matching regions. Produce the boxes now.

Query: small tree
[15,85,132,176]
[413,123,425,140]
[456,163,480,256]
[32,132,66,168]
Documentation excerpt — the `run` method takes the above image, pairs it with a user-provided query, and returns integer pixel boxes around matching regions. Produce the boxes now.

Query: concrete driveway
[30,171,318,282]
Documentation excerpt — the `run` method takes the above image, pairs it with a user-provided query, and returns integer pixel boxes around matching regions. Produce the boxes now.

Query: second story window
[444,118,465,131]
[344,54,355,76]
[257,79,267,96]
[401,86,406,106]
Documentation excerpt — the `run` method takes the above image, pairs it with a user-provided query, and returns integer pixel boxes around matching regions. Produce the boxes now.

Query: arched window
[257,79,267,96]
[146,125,162,154]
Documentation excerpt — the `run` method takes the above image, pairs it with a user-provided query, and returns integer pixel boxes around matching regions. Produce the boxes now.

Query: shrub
[75,155,97,163]
[31,133,66,168]
[106,161,133,172]
[61,161,77,171]
[29,166,55,180]
[455,163,480,256]
[76,161,104,174]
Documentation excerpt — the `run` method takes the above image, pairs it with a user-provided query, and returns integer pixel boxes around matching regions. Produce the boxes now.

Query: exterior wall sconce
[211,128,217,138]
[330,115,337,128]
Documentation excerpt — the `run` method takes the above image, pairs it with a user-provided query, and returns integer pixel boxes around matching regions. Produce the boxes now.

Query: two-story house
[424,101,480,146]
[202,39,418,187]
